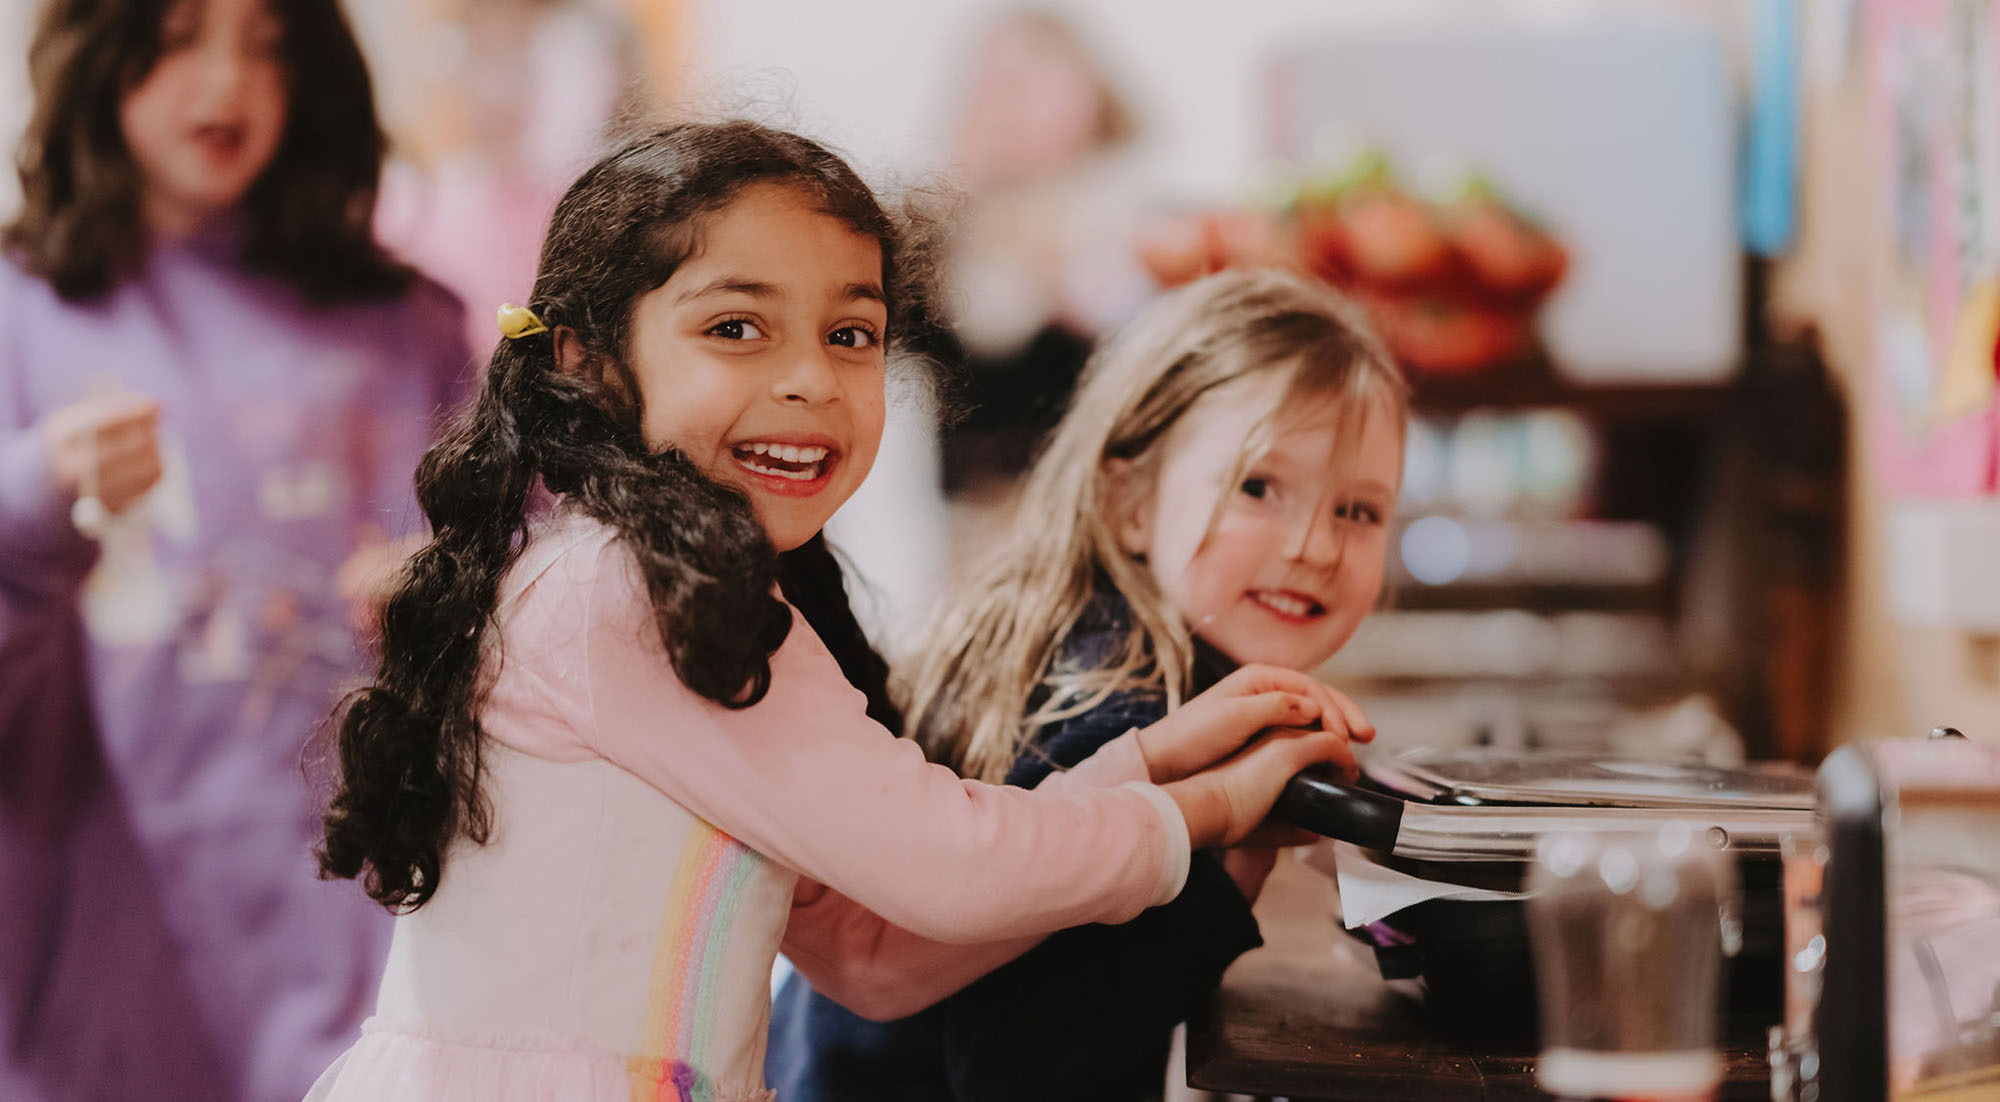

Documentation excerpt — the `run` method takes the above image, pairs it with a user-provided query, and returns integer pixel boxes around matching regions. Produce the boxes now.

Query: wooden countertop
[1184,851,1774,1101]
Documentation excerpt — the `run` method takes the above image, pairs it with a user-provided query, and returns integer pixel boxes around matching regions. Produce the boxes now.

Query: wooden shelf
[1406,354,1737,419]
[1385,582,1671,614]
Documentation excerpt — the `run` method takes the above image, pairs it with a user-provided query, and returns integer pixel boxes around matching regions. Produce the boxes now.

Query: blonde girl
[772,266,1408,1102]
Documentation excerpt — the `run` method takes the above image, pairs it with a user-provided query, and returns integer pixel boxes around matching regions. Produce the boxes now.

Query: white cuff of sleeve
[1120,780,1191,906]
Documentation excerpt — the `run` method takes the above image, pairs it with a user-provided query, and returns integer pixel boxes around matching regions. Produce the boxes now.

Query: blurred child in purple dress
[0,0,467,1097]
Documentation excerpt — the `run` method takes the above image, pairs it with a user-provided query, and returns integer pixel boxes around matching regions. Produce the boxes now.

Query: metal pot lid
[1363,748,1817,811]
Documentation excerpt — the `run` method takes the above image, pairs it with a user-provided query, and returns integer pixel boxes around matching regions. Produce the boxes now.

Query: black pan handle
[1277,764,1404,852]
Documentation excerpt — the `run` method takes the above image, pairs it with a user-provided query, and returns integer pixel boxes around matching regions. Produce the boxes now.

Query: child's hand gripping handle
[1134,664,1372,784]
[1141,664,1379,850]
[1157,729,1345,849]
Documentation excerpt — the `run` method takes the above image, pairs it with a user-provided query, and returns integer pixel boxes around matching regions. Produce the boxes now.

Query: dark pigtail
[780,537,904,734]
[318,340,538,908]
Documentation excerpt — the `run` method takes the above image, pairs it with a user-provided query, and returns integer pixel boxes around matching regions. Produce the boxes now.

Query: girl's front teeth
[734,443,831,481]
[743,442,829,464]
[1253,591,1318,617]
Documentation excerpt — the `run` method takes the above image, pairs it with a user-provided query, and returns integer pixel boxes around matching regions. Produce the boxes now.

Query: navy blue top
[766,592,1263,1102]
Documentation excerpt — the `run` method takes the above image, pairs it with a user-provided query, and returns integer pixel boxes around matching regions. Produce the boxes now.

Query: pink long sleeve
[574,532,1189,948]
[771,709,1164,1018]
[780,882,1045,1021]
[774,696,1165,1016]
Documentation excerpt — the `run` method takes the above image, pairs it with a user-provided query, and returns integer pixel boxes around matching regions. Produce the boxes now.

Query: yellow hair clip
[497,303,548,340]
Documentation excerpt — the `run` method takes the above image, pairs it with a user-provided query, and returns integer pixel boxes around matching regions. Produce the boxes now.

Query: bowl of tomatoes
[1137,153,1569,376]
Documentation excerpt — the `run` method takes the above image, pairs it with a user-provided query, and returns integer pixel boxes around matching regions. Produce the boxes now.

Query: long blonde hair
[910,268,1409,782]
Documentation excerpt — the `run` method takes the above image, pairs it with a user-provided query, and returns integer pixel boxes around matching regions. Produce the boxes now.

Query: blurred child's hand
[40,391,162,515]
[1135,663,1373,785]
[1162,725,1354,850]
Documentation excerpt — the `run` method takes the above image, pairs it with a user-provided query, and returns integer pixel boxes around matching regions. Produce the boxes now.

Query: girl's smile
[1247,588,1328,622]
[727,435,841,495]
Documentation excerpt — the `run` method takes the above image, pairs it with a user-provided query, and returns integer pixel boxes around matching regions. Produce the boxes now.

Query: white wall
[0,0,34,220]
[681,0,1679,198]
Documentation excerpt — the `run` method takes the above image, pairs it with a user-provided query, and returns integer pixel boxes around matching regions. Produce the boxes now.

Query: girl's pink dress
[305,508,1189,1102]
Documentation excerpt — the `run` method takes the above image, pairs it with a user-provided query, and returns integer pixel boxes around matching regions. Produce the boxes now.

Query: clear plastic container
[1528,823,1737,1101]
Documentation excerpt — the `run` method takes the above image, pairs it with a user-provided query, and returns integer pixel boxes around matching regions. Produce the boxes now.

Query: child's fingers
[1222,729,1358,843]
[1279,678,1371,745]
[40,395,161,496]
[1197,693,1327,763]
[98,456,163,513]
[100,455,162,498]
[1321,686,1374,744]
[1211,664,1325,703]
[1216,741,1305,845]
[99,426,162,480]
[84,394,162,442]
[97,421,159,462]
[1226,690,1323,734]
[98,422,159,464]
[1139,688,1324,782]
[1251,726,1358,784]
[1222,666,1376,745]
[1295,727,1359,779]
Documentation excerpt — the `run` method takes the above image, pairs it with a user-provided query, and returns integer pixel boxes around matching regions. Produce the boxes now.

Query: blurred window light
[1400,416,1450,510]
[1519,409,1595,512]
[1324,610,1675,680]
[1446,411,1519,516]
[1393,517,1669,587]
[1403,515,1471,585]
[1465,519,1523,576]
[1461,609,1557,677]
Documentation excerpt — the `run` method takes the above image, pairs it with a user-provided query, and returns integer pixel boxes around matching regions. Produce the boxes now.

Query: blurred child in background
[373,0,645,357]
[938,8,1154,491]
[0,0,466,1097]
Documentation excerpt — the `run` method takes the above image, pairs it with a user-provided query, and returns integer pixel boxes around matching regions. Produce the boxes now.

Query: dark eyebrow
[676,278,782,305]
[674,278,886,309]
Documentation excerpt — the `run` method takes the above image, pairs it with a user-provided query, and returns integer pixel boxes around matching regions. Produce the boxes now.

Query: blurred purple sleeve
[0,267,96,611]
[0,265,96,1085]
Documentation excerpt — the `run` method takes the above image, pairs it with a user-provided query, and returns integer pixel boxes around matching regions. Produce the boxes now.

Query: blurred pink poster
[1868,0,2000,496]
[372,1,642,357]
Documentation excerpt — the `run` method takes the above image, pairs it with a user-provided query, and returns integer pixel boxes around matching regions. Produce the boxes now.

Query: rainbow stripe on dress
[628,819,763,1102]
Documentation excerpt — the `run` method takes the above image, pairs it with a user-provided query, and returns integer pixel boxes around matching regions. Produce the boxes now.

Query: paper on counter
[1302,839,1529,929]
